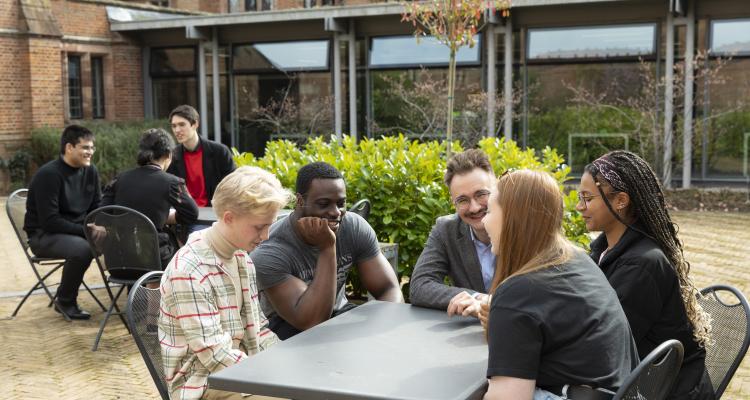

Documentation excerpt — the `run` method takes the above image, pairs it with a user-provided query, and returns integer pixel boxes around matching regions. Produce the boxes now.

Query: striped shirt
[159,229,278,400]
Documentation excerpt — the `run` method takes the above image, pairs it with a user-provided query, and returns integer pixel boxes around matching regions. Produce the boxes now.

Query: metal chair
[613,339,684,400]
[349,199,371,221]
[698,285,750,398]
[127,271,169,400]
[4,188,104,321]
[84,205,162,351]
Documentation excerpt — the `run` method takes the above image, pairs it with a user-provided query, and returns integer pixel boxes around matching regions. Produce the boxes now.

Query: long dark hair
[585,150,711,346]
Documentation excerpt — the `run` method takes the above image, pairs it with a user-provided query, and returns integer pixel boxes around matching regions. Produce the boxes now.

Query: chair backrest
[84,205,162,276]
[126,271,169,400]
[349,199,371,221]
[6,188,31,252]
[613,339,684,400]
[698,284,750,398]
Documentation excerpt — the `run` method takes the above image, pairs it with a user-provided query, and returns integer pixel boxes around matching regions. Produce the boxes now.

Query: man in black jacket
[25,125,101,320]
[166,105,235,210]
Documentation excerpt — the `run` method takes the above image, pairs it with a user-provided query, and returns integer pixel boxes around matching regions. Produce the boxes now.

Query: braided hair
[585,150,711,347]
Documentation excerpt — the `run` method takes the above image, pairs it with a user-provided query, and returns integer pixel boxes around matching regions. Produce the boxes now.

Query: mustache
[466,208,488,218]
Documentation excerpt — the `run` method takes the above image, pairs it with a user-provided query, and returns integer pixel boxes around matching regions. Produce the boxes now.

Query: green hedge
[234,135,589,299]
[30,120,169,184]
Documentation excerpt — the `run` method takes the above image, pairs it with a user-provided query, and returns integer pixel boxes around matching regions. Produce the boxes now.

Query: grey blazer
[409,214,487,310]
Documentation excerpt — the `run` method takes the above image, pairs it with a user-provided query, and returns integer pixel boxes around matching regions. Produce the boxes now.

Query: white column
[503,19,513,141]
[662,13,675,188]
[486,24,496,137]
[681,2,695,188]
[212,28,221,143]
[348,20,357,140]
[333,33,342,142]
[198,41,208,139]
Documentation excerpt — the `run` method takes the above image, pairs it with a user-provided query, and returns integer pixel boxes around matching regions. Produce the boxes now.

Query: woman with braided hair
[577,150,714,400]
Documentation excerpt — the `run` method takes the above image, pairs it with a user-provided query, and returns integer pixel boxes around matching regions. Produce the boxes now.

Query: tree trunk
[446,48,457,158]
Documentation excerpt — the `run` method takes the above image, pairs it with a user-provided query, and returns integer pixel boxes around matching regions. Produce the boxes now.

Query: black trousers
[268,302,358,340]
[29,232,93,304]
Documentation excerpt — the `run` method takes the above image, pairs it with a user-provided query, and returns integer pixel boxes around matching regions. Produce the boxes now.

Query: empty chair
[348,199,371,221]
[613,339,684,400]
[127,271,169,400]
[5,188,103,321]
[697,285,750,398]
[84,205,162,351]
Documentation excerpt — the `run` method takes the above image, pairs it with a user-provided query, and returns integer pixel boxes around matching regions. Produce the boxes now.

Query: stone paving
[0,203,748,399]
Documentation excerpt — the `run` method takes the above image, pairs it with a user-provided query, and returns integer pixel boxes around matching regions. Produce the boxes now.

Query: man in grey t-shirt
[250,162,403,339]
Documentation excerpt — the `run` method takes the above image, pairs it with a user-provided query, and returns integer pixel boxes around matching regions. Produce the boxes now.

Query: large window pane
[233,41,329,72]
[151,47,196,76]
[234,72,333,155]
[700,58,750,178]
[91,56,105,119]
[152,78,197,119]
[528,24,656,60]
[526,62,656,174]
[68,55,83,119]
[369,35,481,68]
[371,67,483,143]
[710,19,750,55]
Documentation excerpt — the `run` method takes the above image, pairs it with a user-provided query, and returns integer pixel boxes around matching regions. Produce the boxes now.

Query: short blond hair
[212,166,293,218]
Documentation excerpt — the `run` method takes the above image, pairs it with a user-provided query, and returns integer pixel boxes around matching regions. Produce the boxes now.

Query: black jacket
[591,225,713,400]
[167,137,235,206]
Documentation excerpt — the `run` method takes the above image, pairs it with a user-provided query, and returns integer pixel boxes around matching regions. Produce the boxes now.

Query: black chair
[698,285,750,398]
[84,205,162,351]
[4,188,104,321]
[349,199,371,221]
[127,271,169,400]
[613,339,684,400]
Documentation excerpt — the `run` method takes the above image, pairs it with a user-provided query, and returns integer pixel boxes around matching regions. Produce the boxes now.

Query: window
[91,57,105,119]
[369,35,481,68]
[68,55,83,119]
[710,19,750,56]
[245,0,272,11]
[150,47,198,119]
[150,47,196,76]
[150,0,169,7]
[527,24,656,60]
[233,41,329,72]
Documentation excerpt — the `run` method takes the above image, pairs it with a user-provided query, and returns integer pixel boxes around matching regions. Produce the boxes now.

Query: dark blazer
[409,214,487,309]
[167,137,235,206]
[102,165,199,267]
[591,225,713,400]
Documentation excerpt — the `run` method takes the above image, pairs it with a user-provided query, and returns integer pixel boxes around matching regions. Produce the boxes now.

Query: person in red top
[167,105,235,231]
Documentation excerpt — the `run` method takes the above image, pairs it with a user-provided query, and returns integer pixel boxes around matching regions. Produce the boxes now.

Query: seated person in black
[25,125,101,320]
[481,170,638,400]
[577,150,714,400]
[102,128,198,269]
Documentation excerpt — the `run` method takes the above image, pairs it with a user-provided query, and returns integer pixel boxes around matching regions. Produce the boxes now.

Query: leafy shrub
[235,134,589,300]
[30,120,169,184]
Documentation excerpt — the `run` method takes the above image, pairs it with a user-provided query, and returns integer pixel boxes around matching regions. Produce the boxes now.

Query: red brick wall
[28,38,64,129]
[51,0,112,39]
[0,0,21,30]
[112,44,144,121]
[0,37,32,143]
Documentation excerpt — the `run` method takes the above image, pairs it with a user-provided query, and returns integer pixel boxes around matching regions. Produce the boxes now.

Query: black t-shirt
[486,250,639,391]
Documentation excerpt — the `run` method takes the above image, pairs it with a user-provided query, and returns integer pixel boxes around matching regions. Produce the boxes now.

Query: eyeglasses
[76,144,96,152]
[453,189,491,211]
[577,193,601,210]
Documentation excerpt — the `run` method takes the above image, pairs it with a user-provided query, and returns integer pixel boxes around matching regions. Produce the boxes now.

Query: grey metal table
[208,301,488,400]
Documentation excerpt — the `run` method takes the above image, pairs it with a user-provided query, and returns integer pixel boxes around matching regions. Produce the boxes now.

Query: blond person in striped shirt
[159,166,293,400]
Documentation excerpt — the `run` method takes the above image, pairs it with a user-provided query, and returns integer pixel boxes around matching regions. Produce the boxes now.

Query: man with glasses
[24,125,101,320]
[251,162,403,339]
[410,149,495,318]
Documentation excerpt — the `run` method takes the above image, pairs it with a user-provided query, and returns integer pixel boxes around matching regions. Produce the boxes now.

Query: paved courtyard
[1,203,748,399]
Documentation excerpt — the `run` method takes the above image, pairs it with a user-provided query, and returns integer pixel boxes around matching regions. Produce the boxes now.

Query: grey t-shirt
[251,212,381,318]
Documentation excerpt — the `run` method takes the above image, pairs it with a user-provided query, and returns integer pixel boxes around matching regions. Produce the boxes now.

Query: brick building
[1,0,749,190]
